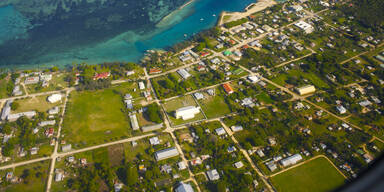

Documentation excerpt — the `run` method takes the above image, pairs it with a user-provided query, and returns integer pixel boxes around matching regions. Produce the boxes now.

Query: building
[175,106,201,120]
[231,125,243,132]
[129,114,139,130]
[296,85,316,95]
[294,21,314,34]
[39,120,56,127]
[177,69,192,79]
[62,144,72,152]
[193,92,204,100]
[93,72,110,80]
[47,94,62,103]
[126,71,135,76]
[248,75,260,83]
[280,154,303,167]
[206,169,220,181]
[7,111,36,121]
[149,137,160,145]
[154,147,179,161]
[149,68,162,74]
[265,161,277,171]
[40,74,52,81]
[48,107,60,115]
[141,123,163,132]
[215,127,226,136]
[178,161,187,170]
[234,161,244,168]
[138,81,145,90]
[12,85,22,96]
[24,76,39,85]
[1,100,12,121]
[175,182,194,192]
[222,83,234,94]
[336,105,347,114]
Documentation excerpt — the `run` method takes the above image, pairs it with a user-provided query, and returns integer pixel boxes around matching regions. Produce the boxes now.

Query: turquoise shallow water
[0,0,257,69]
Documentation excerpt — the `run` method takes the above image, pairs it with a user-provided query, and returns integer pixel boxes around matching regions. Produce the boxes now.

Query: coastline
[218,0,277,26]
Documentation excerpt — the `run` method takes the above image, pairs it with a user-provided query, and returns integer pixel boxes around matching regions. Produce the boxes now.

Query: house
[129,114,139,130]
[178,161,187,170]
[256,149,265,157]
[359,100,372,107]
[149,68,162,74]
[234,161,244,168]
[154,147,179,161]
[231,125,243,132]
[138,82,146,90]
[39,120,56,127]
[194,92,204,100]
[55,171,63,182]
[62,144,72,152]
[149,137,160,145]
[215,127,226,136]
[93,72,110,80]
[227,146,236,153]
[141,123,163,132]
[47,94,62,103]
[48,107,60,115]
[280,154,303,167]
[177,69,192,79]
[175,106,201,120]
[175,182,194,192]
[294,21,314,34]
[206,169,220,181]
[45,128,54,137]
[296,85,316,95]
[126,71,135,76]
[125,99,133,109]
[24,76,39,85]
[30,147,38,155]
[265,161,277,171]
[336,105,347,114]
[288,5,303,12]
[222,83,234,94]
[207,89,215,96]
[248,75,260,83]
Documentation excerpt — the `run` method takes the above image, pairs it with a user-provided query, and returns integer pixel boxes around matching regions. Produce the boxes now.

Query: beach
[218,0,277,25]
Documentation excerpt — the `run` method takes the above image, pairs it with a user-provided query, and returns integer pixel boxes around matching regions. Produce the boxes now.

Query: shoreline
[218,0,277,26]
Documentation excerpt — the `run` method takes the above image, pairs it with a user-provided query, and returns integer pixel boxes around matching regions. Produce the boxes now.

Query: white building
[40,74,52,81]
[1,100,12,121]
[215,127,226,136]
[175,182,194,192]
[149,137,160,145]
[177,69,192,79]
[280,154,303,167]
[206,169,220,181]
[141,123,163,132]
[39,120,56,127]
[336,105,347,114]
[138,82,145,90]
[48,107,60,115]
[154,147,179,161]
[231,125,243,132]
[47,94,62,103]
[294,21,314,34]
[248,75,260,83]
[7,111,36,121]
[175,106,201,120]
[129,114,139,130]
[296,85,316,95]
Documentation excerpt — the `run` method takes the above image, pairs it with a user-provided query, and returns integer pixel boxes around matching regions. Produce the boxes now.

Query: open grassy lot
[62,86,131,149]
[0,78,10,99]
[163,95,206,126]
[197,88,232,118]
[0,160,50,192]
[13,95,61,113]
[270,157,345,192]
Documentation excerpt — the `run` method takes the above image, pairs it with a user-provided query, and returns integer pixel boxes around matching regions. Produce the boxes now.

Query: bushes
[224,18,248,28]
[145,103,163,123]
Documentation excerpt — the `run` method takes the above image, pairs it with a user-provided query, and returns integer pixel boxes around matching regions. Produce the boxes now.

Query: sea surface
[0,0,257,69]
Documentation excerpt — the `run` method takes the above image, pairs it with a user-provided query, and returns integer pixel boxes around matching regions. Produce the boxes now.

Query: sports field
[270,157,345,192]
[62,87,131,148]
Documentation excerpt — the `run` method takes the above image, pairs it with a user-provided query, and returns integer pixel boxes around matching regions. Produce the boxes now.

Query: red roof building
[200,52,210,57]
[149,68,162,74]
[223,83,234,94]
[45,128,54,137]
[93,72,110,80]
[229,40,236,45]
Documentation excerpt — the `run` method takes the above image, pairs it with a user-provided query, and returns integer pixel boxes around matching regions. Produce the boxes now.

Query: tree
[11,102,20,111]
[1,123,12,135]
[145,103,162,123]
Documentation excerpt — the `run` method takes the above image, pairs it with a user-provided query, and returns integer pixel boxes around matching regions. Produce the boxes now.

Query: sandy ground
[218,0,277,25]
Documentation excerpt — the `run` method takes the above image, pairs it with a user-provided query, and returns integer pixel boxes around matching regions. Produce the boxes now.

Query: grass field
[0,78,10,99]
[62,87,131,148]
[163,95,206,125]
[26,73,68,94]
[0,160,49,192]
[13,95,61,113]
[197,89,232,118]
[270,157,345,192]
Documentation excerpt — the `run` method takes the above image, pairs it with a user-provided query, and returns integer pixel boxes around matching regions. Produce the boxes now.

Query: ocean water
[0,0,257,69]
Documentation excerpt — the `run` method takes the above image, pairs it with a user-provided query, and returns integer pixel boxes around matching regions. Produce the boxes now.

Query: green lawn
[62,87,131,149]
[198,91,232,118]
[270,157,345,192]
[0,160,49,192]
[13,95,61,113]
[0,78,10,99]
